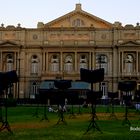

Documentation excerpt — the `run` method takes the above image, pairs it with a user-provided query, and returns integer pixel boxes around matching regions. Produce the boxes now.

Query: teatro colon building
[0,4,140,100]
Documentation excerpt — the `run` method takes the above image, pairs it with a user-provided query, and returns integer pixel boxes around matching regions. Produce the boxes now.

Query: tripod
[122,95,131,126]
[109,100,117,120]
[118,81,136,126]
[68,93,77,119]
[54,80,71,125]
[69,104,76,119]
[80,68,104,134]
[0,96,3,122]
[32,94,40,118]
[41,103,49,122]
[0,89,12,133]
[0,107,3,122]
[32,104,39,118]
[56,105,67,125]
[108,97,117,120]
[85,87,102,134]
[0,70,18,133]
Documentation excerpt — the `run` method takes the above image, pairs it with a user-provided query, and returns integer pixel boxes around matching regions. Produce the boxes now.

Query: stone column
[89,52,91,69]
[136,51,138,74]
[60,52,63,72]
[113,47,118,92]
[42,51,46,72]
[122,51,124,74]
[0,52,2,70]
[92,51,95,69]
[46,52,48,72]
[74,52,77,72]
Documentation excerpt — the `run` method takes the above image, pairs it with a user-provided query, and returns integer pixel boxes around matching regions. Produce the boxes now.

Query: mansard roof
[44,4,113,29]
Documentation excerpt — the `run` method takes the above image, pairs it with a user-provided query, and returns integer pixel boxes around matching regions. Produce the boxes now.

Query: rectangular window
[51,63,59,72]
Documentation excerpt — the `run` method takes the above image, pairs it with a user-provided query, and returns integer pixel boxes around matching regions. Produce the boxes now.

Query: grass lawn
[0,105,140,140]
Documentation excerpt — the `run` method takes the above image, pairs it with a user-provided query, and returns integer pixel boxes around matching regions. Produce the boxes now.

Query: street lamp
[97,54,108,102]
[97,55,104,91]
[17,58,20,100]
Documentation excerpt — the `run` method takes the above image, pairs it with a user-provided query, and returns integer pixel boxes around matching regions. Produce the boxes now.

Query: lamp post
[98,55,103,92]
[17,58,20,100]
[98,54,108,104]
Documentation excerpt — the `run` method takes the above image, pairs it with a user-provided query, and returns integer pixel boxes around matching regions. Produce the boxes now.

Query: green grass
[0,105,140,140]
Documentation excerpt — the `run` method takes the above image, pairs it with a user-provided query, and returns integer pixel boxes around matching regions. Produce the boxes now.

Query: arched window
[96,54,108,74]
[79,54,88,69]
[6,54,14,71]
[64,55,73,72]
[50,54,59,72]
[31,55,39,74]
[124,54,134,74]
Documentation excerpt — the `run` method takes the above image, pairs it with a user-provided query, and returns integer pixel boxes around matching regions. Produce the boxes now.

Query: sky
[0,0,140,28]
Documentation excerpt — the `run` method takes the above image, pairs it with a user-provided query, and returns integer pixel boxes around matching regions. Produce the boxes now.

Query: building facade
[0,4,140,99]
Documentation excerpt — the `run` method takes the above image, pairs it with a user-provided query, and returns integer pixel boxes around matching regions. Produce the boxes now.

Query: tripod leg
[108,106,118,120]
[0,107,3,122]
[85,117,102,134]
[122,105,131,126]
[84,104,102,134]
[32,104,39,118]
[85,120,93,134]
[0,89,13,134]
[41,104,49,121]
[56,107,67,125]
[69,104,76,119]
[0,121,13,134]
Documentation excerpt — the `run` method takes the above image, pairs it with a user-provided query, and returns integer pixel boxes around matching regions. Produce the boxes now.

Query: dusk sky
[0,0,140,28]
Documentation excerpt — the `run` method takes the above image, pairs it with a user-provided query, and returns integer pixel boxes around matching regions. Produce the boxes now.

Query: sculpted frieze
[123,32,136,39]
[48,33,90,40]
[4,32,16,40]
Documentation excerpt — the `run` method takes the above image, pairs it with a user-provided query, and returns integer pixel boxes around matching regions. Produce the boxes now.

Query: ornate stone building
[0,4,140,99]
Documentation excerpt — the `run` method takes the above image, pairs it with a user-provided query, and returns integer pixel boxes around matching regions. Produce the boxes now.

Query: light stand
[0,88,12,133]
[80,68,104,134]
[0,70,18,133]
[135,90,140,125]
[68,92,78,119]
[54,80,71,125]
[77,94,83,115]
[32,94,40,118]
[0,92,4,123]
[41,103,49,122]
[118,81,136,126]
[86,90,102,133]
[0,107,2,122]
[39,91,49,122]
[108,92,118,120]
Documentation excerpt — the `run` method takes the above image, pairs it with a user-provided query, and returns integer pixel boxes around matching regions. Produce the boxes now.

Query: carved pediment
[118,40,140,46]
[0,40,21,48]
[44,4,113,29]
